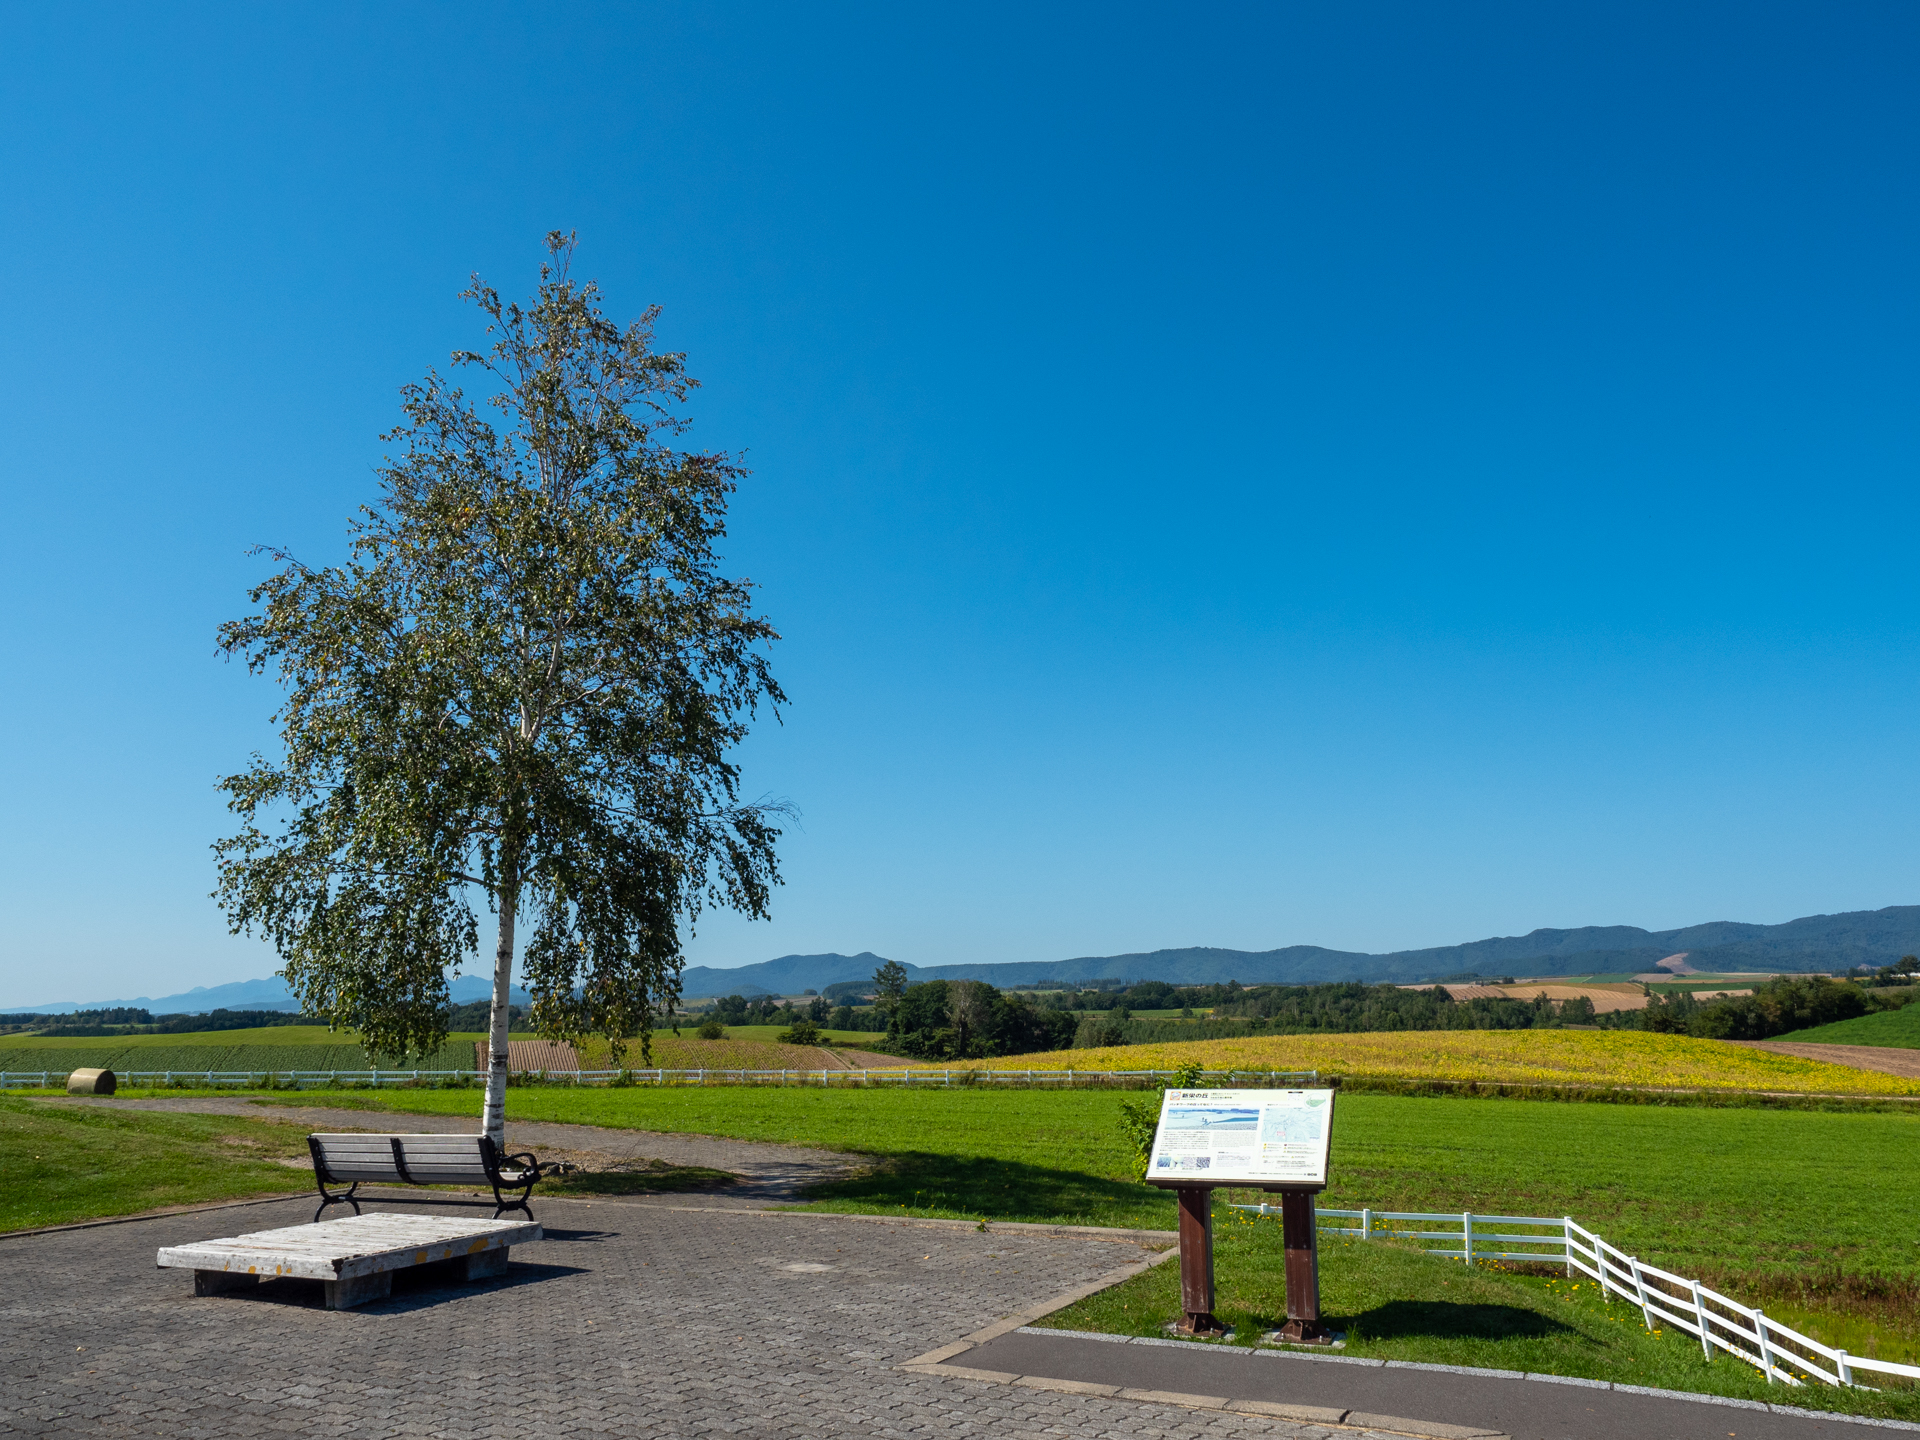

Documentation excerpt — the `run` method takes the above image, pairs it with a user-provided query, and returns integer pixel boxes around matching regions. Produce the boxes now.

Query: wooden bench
[158,1212,541,1309]
[307,1133,543,1222]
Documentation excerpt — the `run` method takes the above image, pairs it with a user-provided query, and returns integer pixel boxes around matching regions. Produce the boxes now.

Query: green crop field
[1786,1004,1920,1049]
[0,1026,557,1076]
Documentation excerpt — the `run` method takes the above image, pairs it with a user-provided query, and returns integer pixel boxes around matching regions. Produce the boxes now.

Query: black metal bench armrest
[497,1150,542,1182]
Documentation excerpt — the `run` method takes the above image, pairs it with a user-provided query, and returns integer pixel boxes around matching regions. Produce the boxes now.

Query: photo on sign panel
[1146,1089,1335,1188]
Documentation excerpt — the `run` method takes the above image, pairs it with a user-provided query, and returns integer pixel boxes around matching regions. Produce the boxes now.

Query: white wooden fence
[1230,1200,1920,1392]
[1,1066,1317,1090]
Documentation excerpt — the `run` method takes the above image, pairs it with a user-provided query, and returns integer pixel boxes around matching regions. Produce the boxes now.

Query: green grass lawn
[240,1086,1920,1284]
[1785,1003,1920,1049]
[258,1084,1177,1227]
[0,1097,313,1231]
[1038,1206,1920,1423]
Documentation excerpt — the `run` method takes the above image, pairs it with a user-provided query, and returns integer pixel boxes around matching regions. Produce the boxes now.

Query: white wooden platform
[157,1212,542,1309]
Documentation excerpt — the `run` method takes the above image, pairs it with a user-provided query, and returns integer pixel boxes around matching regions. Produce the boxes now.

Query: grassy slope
[0,1097,312,1231]
[1784,1003,1920,1049]
[1040,1211,1920,1423]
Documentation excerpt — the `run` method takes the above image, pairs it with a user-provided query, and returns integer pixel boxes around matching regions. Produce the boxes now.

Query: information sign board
[1144,1087,1335,1188]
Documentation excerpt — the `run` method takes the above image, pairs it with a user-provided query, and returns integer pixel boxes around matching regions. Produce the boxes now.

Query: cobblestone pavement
[0,1195,1353,1440]
[35,1097,855,1203]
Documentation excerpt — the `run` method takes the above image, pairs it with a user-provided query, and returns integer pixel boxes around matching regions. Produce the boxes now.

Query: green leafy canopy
[213,232,787,1066]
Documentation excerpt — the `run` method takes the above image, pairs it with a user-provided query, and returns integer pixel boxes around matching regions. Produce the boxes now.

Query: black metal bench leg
[313,1181,361,1224]
[491,1179,535,1220]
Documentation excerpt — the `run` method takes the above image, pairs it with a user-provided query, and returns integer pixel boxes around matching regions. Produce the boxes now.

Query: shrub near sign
[1146,1087,1334,1186]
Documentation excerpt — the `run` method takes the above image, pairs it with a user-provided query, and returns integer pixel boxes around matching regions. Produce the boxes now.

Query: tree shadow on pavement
[798,1151,1173,1228]
[538,1162,735,1196]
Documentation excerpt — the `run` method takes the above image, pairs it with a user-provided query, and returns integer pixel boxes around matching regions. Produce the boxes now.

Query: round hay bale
[67,1067,117,1096]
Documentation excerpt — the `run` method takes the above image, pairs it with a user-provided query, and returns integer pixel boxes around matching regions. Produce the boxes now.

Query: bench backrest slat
[310,1132,516,1188]
[310,1134,402,1182]
[393,1134,492,1184]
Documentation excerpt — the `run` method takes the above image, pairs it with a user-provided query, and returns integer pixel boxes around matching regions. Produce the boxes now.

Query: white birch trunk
[480,878,517,1147]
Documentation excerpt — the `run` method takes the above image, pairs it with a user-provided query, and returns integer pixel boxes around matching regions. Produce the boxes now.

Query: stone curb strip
[950,1326,1920,1436]
[897,1252,1509,1440]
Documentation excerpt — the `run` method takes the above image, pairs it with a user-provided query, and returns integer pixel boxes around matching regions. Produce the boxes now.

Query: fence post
[1753,1309,1777,1384]
[1836,1349,1852,1386]
[1691,1280,1712,1361]
[1462,1213,1473,1267]
[1630,1258,1653,1331]
[1362,1208,1372,1241]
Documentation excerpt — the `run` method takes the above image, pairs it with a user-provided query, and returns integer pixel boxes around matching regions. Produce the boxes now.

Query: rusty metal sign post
[1145,1086,1337,1342]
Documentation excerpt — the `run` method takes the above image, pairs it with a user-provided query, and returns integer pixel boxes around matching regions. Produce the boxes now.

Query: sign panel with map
[1144,1088,1336,1188]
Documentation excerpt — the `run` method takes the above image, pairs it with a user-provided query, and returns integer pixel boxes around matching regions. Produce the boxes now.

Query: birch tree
[214,233,786,1144]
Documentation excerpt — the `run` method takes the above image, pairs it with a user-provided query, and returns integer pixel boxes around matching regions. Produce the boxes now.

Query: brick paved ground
[0,1195,1353,1440]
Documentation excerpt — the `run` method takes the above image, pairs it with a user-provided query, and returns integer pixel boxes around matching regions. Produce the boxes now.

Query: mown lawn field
[0,1097,313,1231]
[1786,1003,1920,1049]
[1040,1205,1920,1423]
[241,1085,1920,1282]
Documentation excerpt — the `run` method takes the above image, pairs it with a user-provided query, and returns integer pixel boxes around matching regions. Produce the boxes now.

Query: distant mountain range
[0,974,529,1017]
[678,905,1920,996]
[12,905,1918,1013]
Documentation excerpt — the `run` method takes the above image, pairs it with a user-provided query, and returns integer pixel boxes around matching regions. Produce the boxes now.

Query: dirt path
[1728,1039,1920,1078]
[37,1095,861,1204]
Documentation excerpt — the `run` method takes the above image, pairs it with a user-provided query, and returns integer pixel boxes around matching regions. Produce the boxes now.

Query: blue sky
[3,3,1918,1007]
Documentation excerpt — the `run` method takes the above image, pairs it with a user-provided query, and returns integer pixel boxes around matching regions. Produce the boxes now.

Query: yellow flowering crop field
[993,1029,1920,1096]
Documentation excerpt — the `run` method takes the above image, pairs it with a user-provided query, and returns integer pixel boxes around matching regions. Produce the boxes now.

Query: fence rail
[1229,1200,1920,1392]
[1,1066,1318,1090]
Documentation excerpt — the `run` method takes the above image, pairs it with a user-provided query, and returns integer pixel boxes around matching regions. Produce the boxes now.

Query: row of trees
[695,968,1914,1054]
[1067,984,1603,1048]
[841,963,1076,1060]
[1600,974,1913,1040]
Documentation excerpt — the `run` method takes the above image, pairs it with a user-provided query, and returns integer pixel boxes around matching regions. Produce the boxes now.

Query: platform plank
[157,1213,541,1282]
